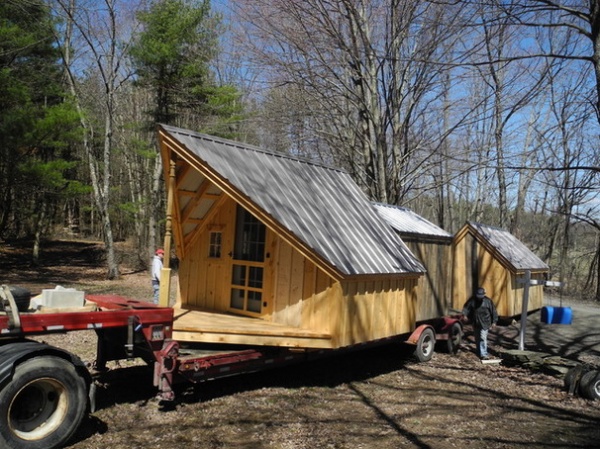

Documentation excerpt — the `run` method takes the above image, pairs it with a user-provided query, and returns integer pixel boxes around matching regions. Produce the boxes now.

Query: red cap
[156,249,164,255]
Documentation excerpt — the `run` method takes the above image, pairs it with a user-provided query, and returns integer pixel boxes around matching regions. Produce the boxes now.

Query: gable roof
[158,124,425,279]
[459,221,549,272]
[373,203,452,242]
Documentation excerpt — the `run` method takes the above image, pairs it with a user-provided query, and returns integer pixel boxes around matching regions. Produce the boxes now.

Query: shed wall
[452,232,545,317]
[272,236,419,346]
[404,240,453,321]
[176,195,420,347]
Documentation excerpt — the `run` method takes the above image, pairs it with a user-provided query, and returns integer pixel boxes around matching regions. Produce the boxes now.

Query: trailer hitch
[154,339,179,403]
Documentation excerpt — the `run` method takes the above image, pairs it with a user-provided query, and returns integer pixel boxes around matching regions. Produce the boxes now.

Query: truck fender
[0,339,91,390]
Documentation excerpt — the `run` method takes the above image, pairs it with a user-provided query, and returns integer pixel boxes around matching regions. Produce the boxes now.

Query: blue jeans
[475,327,489,358]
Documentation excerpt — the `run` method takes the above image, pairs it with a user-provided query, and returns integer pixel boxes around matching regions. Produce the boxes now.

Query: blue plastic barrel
[541,306,573,324]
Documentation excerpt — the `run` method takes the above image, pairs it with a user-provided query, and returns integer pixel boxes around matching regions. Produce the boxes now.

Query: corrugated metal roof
[468,221,549,271]
[373,203,452,240]
[159,125,425,277]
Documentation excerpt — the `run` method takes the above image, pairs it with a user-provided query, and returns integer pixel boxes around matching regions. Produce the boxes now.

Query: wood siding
[175,195,420,348]
[452,232,545,317]
[404,240,453,321]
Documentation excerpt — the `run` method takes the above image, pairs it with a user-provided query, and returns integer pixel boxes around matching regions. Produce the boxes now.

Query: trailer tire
[414,327,435,362]
[578,370,600,400]
[564,365,592,395]
[0,355,88,449]
[445,322,462,354]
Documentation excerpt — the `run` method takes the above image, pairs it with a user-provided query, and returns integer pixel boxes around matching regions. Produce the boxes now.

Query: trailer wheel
[0,356,88,449]
[564,365,592,395]
[578,370,600,400]
[414,327,435,362]
[445,322,462,354]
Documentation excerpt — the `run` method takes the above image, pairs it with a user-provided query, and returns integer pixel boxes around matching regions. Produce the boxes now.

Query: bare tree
[52,0,142,278]
[233,0,467,204]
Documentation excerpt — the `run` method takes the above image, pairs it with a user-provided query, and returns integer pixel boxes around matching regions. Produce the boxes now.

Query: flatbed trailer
[0,286,462,449]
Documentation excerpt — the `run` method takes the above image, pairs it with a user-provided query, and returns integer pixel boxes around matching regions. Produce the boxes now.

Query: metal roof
[467,221,549,271]
[373,203,452,240]
[159,125,425,277]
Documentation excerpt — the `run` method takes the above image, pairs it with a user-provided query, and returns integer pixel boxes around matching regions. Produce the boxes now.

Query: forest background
[1,0,599,300]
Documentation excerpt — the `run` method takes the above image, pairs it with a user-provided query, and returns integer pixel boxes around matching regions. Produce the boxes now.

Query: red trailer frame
[0,291,462,449]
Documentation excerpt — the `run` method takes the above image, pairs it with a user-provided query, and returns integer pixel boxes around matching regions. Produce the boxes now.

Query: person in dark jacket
[462,287,498,359]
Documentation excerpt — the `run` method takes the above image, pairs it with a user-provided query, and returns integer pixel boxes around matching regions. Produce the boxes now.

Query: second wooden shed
[372,203,454,321]
[451,221,549,317]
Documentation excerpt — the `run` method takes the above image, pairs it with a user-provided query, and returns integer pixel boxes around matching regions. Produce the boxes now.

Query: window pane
[230,288,245,310]
[231,265,246,286]
[247,291,262,313]
[234,206,266,262]
[248,267,263,288]
[209,232,222,258]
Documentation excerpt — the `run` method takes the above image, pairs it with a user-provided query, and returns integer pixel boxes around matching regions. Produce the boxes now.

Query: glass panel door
[230,206,266,315]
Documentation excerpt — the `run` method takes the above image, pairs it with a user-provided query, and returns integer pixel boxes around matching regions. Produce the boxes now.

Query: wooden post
[159,158,176,307]
[518,270,531,351]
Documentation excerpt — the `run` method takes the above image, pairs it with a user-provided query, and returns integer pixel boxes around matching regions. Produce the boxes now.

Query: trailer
[0,285,461,449]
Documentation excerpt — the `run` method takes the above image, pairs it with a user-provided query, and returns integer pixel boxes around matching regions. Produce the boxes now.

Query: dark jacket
[462,295,498,330]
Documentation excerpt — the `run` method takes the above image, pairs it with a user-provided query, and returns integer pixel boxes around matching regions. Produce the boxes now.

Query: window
[209,232,222,258]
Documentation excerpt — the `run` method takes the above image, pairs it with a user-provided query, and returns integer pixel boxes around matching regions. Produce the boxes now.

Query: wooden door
[229,205,269,316]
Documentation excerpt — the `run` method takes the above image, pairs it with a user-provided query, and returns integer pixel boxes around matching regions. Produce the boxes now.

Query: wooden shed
[157,125,426,349]
[451,221,549,317]
[373,203,454,322]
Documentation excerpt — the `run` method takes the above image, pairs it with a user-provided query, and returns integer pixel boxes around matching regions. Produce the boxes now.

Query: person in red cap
[151,249,164,304]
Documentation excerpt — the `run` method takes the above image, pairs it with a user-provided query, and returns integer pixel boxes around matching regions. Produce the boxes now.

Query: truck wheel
[445,322,462,354]
[578,370,600,400]
[0,356,88,449]
[414,327,435,362]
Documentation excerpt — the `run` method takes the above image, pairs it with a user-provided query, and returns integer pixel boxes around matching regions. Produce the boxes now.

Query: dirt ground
[2,239,600,449]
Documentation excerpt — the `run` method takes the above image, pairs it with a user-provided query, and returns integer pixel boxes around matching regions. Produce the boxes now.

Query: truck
[0,284,462,449]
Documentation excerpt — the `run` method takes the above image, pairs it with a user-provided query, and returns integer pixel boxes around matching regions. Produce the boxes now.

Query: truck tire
[0,355,88,449]
[578,370,600,400]
[414,327,435,362]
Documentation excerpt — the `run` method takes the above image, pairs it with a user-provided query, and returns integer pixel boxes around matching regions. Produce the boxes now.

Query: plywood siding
[405,240,452,321]
[271,235,419,346]
[452,231,545,318]
[333,278,418,347]
[452,234,473,311]
[507,273,544,316]
[178,197,236,311]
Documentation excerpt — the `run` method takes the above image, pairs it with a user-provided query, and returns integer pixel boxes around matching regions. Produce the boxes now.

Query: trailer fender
[405,324,436,362]
[0,340,91,449]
